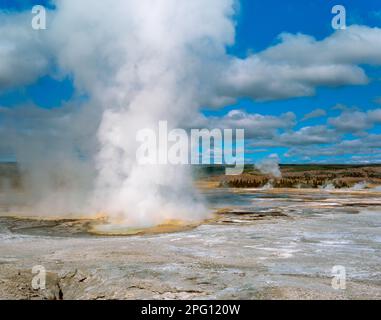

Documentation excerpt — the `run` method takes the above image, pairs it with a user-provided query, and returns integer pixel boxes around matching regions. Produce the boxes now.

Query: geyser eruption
[255,154,282,179]
[255,154,281,190]
[84,0,236,227]
[0,0,237,227]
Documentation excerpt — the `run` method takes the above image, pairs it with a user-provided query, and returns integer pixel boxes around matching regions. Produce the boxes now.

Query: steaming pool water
[0,188,380,299]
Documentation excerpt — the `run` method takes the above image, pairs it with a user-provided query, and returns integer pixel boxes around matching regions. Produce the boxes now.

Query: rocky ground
[1,188,380,300]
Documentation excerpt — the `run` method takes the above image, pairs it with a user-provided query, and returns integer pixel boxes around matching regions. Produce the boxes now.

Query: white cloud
[302,108,327,121]
[286,134,381,158]
[328,108,381,133]
[2,8,381,104]
[221,26,381,101]
[250,125,339,147]
[207,103,381,163]
[192,109,296,139]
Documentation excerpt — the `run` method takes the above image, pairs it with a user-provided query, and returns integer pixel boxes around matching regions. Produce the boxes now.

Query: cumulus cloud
[328,108,381,133]
[3,10,381,104]
[302,108,326,121]
[351,153,381,164]
[194,108,381,165]
[241,106,381,161]
[286,134,381,158]
[221,25,381,101]
[197,109,296,139]
[282,126,338,146]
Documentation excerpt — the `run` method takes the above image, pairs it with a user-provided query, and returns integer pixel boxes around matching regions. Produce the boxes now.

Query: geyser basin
[0,216,205,237]
[89,219,201,236]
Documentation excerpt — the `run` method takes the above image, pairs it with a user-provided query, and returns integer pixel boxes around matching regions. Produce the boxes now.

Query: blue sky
[1,0,381,164]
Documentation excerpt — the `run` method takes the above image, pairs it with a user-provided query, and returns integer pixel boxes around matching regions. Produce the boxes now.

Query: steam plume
[255,154,282,178]
[0,0,237,227]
